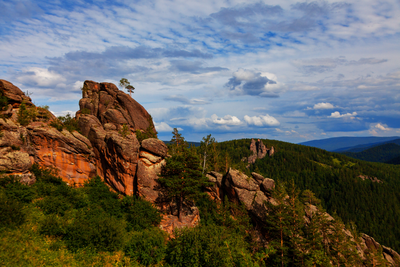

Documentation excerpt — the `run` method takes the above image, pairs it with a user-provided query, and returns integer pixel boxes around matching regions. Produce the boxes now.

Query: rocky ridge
[206,169,400,266]
[242,138,274,165]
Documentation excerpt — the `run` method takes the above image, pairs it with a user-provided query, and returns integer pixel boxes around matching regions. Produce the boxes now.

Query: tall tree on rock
[119,78,135,96]
[159,131,211,222]
[169,128,187,155]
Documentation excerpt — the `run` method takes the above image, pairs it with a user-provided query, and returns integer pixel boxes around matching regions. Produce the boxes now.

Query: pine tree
[158,149,211,222]
[169,128,187,155]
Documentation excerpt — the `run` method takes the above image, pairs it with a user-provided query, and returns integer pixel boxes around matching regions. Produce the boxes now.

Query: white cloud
[328,111,357,119]
[211,114,241,125]
[313,102,334,110]
[16,67,66,87]
[154,121,174,132]
[244,114,280,126]
[374,123,390,131]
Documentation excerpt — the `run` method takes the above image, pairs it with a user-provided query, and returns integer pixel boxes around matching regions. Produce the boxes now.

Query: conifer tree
[169,128,187,155]
[159,131,211,222]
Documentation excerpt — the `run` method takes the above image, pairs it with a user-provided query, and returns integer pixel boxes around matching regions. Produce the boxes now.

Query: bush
[0,196,26,229]
[165,225,257,267]
[0,95,8,110]
[0,176,35,203]
[17,102,37,126]
[65,207,126,252]
[83,176,122,218]
[39,214,67,237]
[121,196,162,231]
[37,195,73,216]
[124,228,166,266]
[50,113,80,132]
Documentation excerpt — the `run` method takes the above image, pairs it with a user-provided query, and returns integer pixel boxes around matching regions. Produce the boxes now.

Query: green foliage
[168,127,187,155]
[0,195,26,229]
[82,176,123,218]
[50,113,80,132]
[81,108,91,114]
[159,149,211,221]
[0,94,8,110]
[37,195,73,216]
[0,176,35,203]
[17,102,37,126]
[121,195,162,231]
[200,134,217,174]
[64,207,126,252]
[165,224,258,267]
[36,106,51,121]
[119,78,135,95]
[214,138,400,251]
[39,214,67,237]
[124,228,166,266]
[119,123,130,138]
[135,116,157,142]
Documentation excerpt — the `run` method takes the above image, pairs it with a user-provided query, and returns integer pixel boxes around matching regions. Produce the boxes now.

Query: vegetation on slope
[341,143,400,163]
[209,138,400,252]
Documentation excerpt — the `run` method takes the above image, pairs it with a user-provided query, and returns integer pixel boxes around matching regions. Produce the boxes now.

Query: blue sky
[1,0,400,143]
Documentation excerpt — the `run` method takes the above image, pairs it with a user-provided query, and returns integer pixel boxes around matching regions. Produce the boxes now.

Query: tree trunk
[178,195,183,222]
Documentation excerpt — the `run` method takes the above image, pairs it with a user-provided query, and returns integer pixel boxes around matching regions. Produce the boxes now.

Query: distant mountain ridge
[299,136,400,152]
[341,143,400,163]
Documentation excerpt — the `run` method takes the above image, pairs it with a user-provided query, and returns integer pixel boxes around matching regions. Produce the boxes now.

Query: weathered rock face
[0,80,164,199]
[243,138,275,164]
[361,234,400,266]
[0,79,33,107]
[78,80,155,133]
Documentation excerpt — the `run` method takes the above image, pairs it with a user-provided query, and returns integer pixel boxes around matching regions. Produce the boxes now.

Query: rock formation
[0,80,164,199]
[206,169,399,267]
[243,138,274,165]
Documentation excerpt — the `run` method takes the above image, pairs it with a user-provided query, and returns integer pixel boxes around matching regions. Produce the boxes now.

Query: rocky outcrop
[243,138,274,165]
[0,80,164,197]
[207,169,399,267]
[361,234,400,266]
[0,79,33,107]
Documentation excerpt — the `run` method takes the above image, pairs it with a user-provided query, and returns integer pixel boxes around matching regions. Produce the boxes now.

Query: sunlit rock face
[0,80,164,198]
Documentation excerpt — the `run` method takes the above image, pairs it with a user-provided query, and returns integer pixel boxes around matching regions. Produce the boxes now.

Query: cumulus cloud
[211,114,241,125]
[328,111,357,119]
[309,102,334,110]
[15,67,66,87]
[374,123,390,131]
[244,114,280,127]
[154,122,174,132]
[225,69,281,97]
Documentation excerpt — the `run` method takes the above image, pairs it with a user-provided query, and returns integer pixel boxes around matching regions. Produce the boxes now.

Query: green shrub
[0,196,26,229]
[83,176,122,218]
[65,207,126,252]
[17,102,37,126]
[0,176,35,203]
[121,195,162,231]
[37,195,73,216]
[124,228,166,266]
[165,225,257,267]
[135,116,157,142]
[50,120,64,131]
[39,214,67,237]
[50,113,80,132]
[119,124,130,138]
[81,108,91,114]
[0,95,8,110]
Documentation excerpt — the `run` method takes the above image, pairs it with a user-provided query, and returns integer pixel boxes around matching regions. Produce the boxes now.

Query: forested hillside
[341,143,400,163]
[210,138,400,252]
